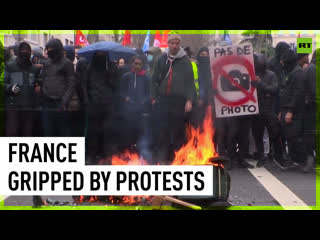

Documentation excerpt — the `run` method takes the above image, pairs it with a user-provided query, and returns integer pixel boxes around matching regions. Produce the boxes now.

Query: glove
[11,83,21,94]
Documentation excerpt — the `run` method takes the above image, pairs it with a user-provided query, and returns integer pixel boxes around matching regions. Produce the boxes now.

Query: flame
[171,105,219,166]
[111,150,148,165]
[78,105,219,205]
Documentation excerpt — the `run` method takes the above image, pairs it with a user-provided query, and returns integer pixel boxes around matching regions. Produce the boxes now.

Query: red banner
[122,30,132,46]
[75,30,89,46]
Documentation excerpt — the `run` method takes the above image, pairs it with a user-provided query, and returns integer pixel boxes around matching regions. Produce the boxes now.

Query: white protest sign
[210,43,259,118]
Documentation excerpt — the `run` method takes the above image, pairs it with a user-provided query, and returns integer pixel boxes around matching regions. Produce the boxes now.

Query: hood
[164,47,187,60]
[64,45,75,62]
[146,46,162,56]
[45,38,64,62]
[275,42,290,58]
[17,42,32,66]
[196,47,210,62]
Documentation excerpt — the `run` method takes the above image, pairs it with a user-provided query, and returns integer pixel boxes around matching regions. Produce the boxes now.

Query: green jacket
[151,48,196,102]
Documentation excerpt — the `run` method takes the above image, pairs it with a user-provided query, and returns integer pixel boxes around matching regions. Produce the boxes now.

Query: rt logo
[297,38,313,53]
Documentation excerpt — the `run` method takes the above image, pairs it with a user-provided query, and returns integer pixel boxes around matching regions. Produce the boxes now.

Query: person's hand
[185,100,192,112]
[277,112,281,121]
[255,76,261,82]
[285,112,293,124]
[11,83,20,95]
[152,99,156,105]
[34,85,41,94]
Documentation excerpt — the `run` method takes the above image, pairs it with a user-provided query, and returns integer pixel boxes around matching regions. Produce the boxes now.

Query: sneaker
[257,158,266,167]
[302,156,314,173]
[238,159,255,169]
[273,158,292,170]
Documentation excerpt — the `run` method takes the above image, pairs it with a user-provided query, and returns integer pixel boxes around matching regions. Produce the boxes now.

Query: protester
[40,38,75,137]
[145,46,162,78]
[251,53,284,167]
[151,34,196,164]
[74,45,89,138]
[302,49,318,173]
[4,41,41,137]
[86,50,119,164]
[119,55,152,161]
[278,49,306,170]
[190,47,213,128]
[266,42,290,161]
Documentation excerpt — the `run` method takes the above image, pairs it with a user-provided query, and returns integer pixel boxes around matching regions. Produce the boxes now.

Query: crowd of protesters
[0,35,317,173]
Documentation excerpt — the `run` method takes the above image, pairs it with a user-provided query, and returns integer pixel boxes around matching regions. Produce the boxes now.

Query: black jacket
[75,57,89,106]
[267,56,286,89]
[87,63,119,105]
[254,70,278,113]
[4,60,41,110]
[151,49,196,102]
[304,62,316,108]
[41,57,75,108]
[279,64,305,114]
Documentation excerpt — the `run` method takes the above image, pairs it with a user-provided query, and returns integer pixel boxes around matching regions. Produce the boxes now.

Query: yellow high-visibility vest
[191,61,199,97]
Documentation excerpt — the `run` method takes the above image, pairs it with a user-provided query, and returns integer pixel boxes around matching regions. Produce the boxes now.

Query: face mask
[147,55,153,62]
[47,49,61,61]
[197,56,209,63]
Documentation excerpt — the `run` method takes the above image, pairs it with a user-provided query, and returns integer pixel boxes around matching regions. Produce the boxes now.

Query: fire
[171,105,219,165]
[77,105,219,206]
[111,150,148,165]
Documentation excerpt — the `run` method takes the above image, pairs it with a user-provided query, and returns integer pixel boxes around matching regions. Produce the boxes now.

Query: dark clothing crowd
[1,38,317,173]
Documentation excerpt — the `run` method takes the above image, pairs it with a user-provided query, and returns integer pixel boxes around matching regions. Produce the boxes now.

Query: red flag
[122,30,131,46]
[75,30,89,46]
[298,32,301,38]
[160,30,171,48]
[153,30,161,47]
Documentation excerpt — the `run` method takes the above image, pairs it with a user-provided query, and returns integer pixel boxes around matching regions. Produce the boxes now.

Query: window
[43,33,48,45]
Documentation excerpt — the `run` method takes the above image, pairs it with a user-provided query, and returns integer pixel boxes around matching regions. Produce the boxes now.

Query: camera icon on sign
[220,70,250,91]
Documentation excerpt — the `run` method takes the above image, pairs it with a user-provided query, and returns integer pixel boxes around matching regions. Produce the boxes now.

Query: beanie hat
[167,34,182,43]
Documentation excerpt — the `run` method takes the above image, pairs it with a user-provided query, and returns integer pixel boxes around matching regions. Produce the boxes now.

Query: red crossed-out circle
[212,55,256,107]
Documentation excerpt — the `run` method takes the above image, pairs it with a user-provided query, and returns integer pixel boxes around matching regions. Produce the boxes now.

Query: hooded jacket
[64,46,75,63]
[279,63,305,115]
[120,68,151,106]
[4,42,41,110]
[41,39,75,108]
[196,47,212,102]
[87,52,119,105]
[267,42,290,89]
[303,49,319,107]
[151,47,196,102]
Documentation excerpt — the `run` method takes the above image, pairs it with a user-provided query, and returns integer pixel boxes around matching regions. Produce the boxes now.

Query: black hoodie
[41,39,75,109]
[4,42,41,110]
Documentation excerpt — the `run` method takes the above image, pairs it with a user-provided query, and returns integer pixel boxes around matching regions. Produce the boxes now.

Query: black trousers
[215,117,238,159]
[151,96,186,164]
[6,109,34,137]
[280,111,306,164]
[87,104,114,163]
[252,111,282,161]
[303,105,316,156]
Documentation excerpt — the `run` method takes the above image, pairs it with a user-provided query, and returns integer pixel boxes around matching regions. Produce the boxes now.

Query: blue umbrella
[77,41,137,62]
